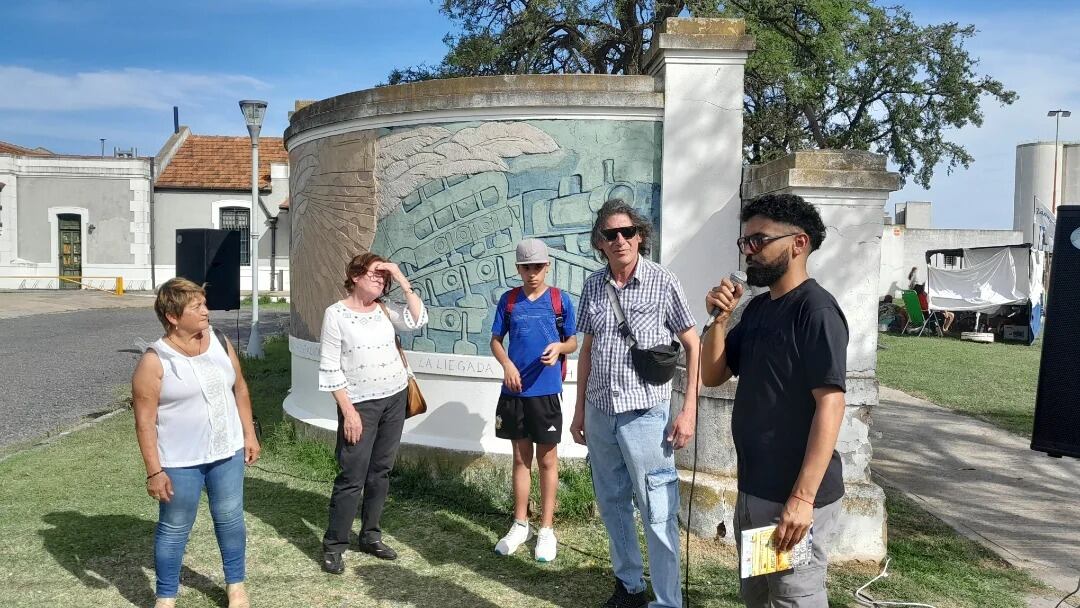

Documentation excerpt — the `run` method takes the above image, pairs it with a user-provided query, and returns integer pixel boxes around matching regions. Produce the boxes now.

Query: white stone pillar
[646,18,754,325]
[676,150,900,562]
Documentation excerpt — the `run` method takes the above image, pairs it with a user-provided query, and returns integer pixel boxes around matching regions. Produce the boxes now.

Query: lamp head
[239,100,268,139]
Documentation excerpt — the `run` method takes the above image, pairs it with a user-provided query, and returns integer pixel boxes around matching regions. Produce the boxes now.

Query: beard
[745,252,789,287]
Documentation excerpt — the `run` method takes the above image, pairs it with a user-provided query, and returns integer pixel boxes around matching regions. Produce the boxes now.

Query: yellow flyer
[739,524,813,578]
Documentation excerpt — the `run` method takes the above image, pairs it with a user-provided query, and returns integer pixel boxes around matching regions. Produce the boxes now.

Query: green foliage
[391,0,1016,188]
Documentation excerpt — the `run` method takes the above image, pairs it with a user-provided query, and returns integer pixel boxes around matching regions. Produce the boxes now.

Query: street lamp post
[239,100,268,358]
[1047,109,1071,215]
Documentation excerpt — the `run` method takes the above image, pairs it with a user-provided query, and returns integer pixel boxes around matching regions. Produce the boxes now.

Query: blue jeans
[587,402,682,608]
[155,449,246,598]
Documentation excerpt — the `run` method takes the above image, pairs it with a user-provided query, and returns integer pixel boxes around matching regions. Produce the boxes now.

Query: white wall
[0,154,152,289]
[879,226,1024,297]
[649,44,748,324]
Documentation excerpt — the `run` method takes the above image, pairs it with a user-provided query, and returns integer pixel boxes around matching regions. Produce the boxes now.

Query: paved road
[0,299,289,450]
[0,290,156,320]
[873,386,1080,603]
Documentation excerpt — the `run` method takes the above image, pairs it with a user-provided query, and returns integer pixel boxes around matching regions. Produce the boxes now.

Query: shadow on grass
[362,562,504,607]
[244,476,328,566]
[244,472,614,607]
[39,511,226,607]
[404,508,615,607]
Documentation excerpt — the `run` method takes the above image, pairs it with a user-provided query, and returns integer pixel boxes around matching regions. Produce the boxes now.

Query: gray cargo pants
[733,491,842,608]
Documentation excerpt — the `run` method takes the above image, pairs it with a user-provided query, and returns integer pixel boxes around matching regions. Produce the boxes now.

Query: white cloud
[0,66,268,112]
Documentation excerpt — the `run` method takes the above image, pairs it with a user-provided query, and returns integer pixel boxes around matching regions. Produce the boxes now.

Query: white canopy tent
[924,244,1044,343]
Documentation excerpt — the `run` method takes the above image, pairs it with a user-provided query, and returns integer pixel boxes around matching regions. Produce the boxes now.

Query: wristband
[791,494,814,507]
[146,470,165,481]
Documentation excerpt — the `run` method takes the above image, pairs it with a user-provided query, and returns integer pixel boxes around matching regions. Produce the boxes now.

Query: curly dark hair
[741,193,827,251]
[590,198,653,259]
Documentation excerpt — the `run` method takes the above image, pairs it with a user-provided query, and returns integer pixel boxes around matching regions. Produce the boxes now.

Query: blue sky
[2,0,1079,230]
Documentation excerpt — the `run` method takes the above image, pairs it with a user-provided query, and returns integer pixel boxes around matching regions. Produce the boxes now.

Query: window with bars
[944,254,958,268]
[220,207,250,266]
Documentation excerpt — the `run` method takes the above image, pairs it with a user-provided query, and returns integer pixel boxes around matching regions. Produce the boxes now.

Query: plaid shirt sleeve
[665,276,697,333]
[577,279,596,335]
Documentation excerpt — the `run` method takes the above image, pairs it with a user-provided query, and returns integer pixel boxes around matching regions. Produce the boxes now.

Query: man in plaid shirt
[571,198,700,608]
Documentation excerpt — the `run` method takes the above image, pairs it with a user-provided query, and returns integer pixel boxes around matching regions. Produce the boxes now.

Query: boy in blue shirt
[490,238,577,562]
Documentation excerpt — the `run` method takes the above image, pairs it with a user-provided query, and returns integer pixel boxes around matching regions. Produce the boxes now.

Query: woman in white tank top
[132,278,260,608]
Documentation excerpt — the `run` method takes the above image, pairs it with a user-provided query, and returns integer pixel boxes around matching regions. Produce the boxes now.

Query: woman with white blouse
[319,252,427,574]
[132,278,260,608]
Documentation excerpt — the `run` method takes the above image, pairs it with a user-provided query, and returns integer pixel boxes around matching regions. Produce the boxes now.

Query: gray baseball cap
[515,238,549,265]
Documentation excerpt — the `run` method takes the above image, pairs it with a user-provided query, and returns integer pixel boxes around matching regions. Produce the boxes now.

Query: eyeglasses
[361,270,387,282]
[737,232,801,254]
[600,226,639,242]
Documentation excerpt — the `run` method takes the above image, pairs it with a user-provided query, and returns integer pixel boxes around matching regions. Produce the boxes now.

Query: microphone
[702,271,748,335]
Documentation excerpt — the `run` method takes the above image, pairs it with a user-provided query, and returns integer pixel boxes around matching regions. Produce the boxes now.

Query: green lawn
[0,337,1044,607]
[877,333,1042,437]
[240,297,290,312]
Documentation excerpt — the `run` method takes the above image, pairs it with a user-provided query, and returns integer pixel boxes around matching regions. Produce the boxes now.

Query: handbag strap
[604,281,638,349]
[378,301,413,377]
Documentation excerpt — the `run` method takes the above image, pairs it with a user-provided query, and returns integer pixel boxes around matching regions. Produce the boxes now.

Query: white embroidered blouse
[318,300,428,403]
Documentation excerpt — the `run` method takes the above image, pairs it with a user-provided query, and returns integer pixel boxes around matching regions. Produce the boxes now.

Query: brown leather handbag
[396,336,427,418]
[380,302,428,418]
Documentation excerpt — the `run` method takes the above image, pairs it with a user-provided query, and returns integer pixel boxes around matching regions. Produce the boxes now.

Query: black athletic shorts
[495,394,563,445]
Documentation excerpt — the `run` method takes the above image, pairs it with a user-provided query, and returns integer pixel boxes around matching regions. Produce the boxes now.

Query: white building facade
[0,129,291,294]
[0,150,153,290]
[153,127,291,293]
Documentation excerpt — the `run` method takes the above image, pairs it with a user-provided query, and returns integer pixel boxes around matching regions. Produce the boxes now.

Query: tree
[389,0,1016,188]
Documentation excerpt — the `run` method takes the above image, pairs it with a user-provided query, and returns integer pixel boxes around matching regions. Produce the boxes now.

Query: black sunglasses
[600,226,639,242]
[737,232,801,254]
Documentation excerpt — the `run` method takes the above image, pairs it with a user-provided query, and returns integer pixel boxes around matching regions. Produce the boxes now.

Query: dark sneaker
[357,540,398,560]
[601,579,648,608]
[321,551,345,574]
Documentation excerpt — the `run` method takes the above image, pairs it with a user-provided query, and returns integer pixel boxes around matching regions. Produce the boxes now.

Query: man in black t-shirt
[700,193,849,608]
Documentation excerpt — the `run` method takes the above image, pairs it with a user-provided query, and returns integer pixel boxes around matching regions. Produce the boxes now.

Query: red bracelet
[791,494,814,507]
[146,470,164,481]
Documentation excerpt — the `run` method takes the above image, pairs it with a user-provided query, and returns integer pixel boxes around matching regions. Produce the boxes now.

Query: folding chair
[901,290,942,336]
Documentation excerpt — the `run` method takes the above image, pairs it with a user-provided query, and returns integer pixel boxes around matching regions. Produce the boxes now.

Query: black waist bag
[605,281,681,386]
[630,341,681,385]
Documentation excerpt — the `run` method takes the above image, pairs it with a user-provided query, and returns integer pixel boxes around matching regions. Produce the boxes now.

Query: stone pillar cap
[652,17,756,51]
[644,17,755,74]
[743,150,901,199]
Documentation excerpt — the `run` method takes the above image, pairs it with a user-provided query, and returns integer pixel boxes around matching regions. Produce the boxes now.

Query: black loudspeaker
[1032,206,1080,459]
[175,229,241,311]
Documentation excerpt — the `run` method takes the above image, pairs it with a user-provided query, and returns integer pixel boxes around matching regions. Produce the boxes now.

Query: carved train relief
[371,121,661,356]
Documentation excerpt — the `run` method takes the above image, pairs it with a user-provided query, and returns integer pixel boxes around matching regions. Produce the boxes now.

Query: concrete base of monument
[677,469,887,562]
[284,336,589,459]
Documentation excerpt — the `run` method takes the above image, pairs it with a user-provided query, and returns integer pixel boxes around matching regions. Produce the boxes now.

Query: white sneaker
[534,527,557,562]
[495,521,532,556]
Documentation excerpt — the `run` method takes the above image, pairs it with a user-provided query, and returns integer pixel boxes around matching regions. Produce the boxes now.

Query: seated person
[880,295,907,332]
[917,288,956,333]
[914,284,945,334]
[940,309,955,333]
